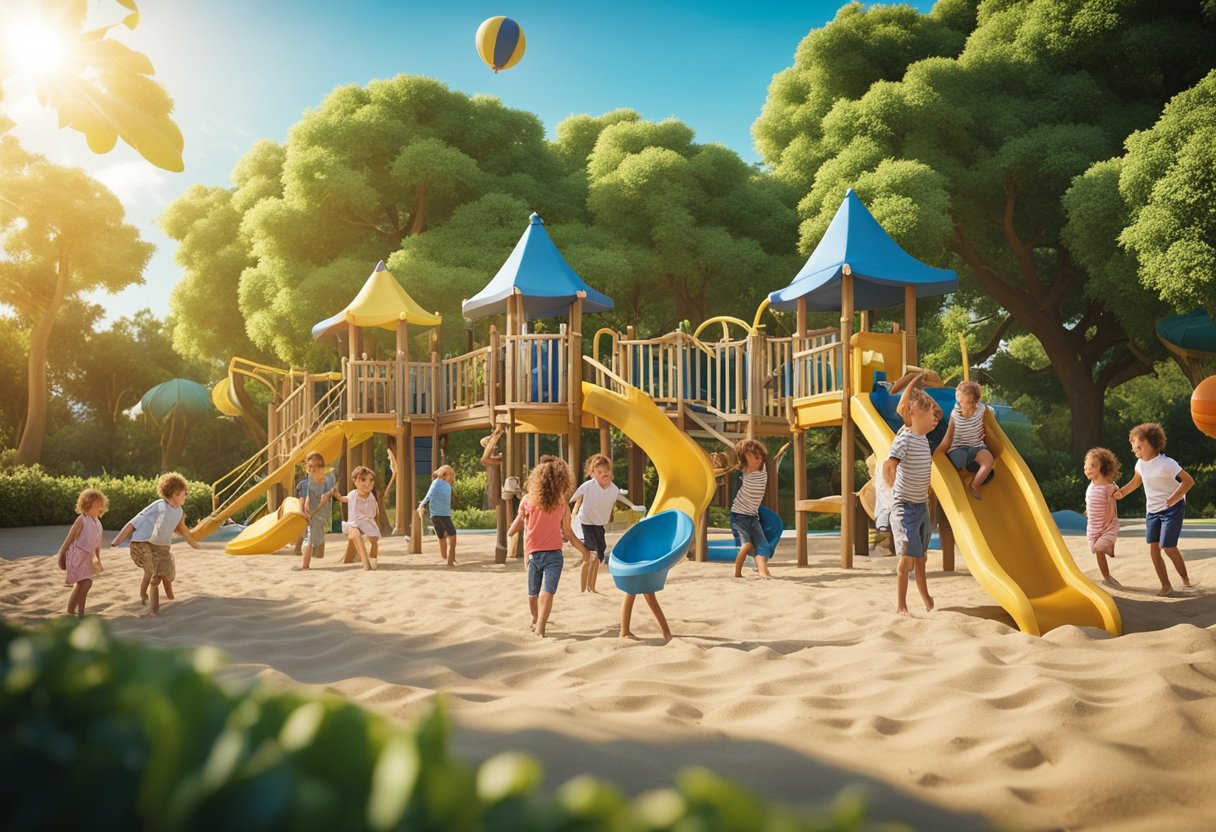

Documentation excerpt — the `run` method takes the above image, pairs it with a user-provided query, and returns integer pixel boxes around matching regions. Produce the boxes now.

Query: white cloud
[93,162,169,209]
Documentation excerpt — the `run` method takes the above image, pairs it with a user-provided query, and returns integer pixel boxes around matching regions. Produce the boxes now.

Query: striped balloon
[475,16,526,73]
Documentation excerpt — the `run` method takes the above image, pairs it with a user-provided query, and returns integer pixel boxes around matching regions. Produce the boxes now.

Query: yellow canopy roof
[311,261,442,339]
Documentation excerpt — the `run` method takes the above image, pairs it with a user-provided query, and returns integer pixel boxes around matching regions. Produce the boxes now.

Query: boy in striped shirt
[884,388,941,616]
[731,439,772,578]
[939,381,993,500]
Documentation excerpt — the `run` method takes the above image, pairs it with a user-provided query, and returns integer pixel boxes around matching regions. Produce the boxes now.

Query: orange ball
[1191,376,1216,438]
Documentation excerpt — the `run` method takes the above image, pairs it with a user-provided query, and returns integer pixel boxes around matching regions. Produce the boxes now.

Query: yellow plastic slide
[580,382,715,520]
[851,395,1121,636]
[226,497,308,556]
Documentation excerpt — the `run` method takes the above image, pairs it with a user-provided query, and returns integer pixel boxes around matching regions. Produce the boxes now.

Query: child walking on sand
[58,488,107,617]
[112,473,201,615]
[507,455,591,637]
[731,439,771,578]
[337,466,380,570]
[1084,448,1122,587]
[419,464,458,567]
[1115,423,1195,596]
[939,380,994,499]
[888,388,940,616]
[572,454,620,593]
[299,451,337,570]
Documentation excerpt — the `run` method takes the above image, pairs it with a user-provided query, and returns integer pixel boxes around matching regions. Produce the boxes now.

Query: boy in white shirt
[111,472,202,615]
[1115,422,1195,596]
[571,454,620,593]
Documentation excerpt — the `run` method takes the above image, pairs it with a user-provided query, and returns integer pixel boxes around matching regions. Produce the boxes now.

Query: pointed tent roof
[462,212,614,321]
[311,261,442,340]
[768,189,957,312]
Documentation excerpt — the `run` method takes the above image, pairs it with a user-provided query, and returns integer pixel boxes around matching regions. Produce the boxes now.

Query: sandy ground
[3,523,1216,831]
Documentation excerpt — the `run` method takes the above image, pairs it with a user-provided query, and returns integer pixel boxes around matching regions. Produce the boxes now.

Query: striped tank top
[950,402,986,449]
[889,427,932,503]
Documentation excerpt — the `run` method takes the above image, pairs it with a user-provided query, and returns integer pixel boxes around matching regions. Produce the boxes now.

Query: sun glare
[3,16,72,79]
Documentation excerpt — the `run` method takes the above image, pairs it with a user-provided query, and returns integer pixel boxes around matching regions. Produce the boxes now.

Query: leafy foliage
[0,618,887,831]
[0,465,211,527]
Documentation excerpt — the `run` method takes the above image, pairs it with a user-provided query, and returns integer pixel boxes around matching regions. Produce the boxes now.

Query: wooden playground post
[840,269,856,569]
[568,294,584,476]
[904,285,918,365]
[795,298,808,567]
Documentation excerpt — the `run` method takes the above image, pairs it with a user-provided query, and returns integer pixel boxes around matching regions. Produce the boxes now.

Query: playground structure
[194,195,1121,637]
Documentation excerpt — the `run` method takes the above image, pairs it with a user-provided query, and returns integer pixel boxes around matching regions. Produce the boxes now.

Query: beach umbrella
[140,379,214,467]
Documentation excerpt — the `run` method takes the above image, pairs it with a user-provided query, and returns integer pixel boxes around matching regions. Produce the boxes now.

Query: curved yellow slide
[851,395,1121,636]
[580,381,715,520]
[226,497,308,555]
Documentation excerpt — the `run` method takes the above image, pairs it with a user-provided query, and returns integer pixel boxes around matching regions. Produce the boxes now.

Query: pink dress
[64,515,102,585]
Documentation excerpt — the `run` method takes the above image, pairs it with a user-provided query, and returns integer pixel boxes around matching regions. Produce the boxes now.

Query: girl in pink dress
[57,488,108,617]
[1083,448,1121,587]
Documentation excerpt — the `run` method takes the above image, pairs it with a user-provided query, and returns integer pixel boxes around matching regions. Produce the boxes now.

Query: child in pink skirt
[57,488,107,617]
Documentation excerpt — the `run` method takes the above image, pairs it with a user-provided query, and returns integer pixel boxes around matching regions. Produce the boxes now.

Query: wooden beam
[840,271,855,569]
[794,429,807,567]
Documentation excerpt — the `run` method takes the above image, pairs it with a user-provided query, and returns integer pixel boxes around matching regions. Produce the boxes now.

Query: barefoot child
[299,451,337,570]
[58,488,107,617]
[506,455,590,637]
[1115,423,1194,596]
[571,454,620,593]
[619,592,673,643]
[887,388,940,615]
[1084,448,1122,587]
[337,466,380,571]
[939,380,994,499]
[112,473,201,615]
[418,464,458,567]
[731,439,771,578]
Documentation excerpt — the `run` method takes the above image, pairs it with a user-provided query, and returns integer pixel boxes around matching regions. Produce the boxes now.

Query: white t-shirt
[130,499,184,546]
[1136,454,1183,513]
[573,479,620,526]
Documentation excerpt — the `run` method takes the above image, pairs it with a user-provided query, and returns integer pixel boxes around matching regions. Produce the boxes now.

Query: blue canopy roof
[462,213,614,321]
[769,189,957,312]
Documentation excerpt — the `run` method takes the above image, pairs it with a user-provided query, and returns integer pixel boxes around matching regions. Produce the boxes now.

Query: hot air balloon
[475,16,525,73]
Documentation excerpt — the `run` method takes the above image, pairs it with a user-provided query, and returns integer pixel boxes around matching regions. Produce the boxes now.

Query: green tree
[0,0,183,171]
[754,0,1216,457]
[0,137,152,464]
[585,118,799,327]
[226,76,577,365]
[162,140,285,365]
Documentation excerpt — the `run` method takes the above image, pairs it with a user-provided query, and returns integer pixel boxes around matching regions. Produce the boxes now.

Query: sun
[2,15,73,79]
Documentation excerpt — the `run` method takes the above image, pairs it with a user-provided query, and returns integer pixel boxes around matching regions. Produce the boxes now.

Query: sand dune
[3,525,1215,831]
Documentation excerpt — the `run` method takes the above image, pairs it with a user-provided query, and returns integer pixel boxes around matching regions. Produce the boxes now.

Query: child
[112,472,202,616]
[299,451,337,570]
[1115,423,1195,596]
[886,388,940,616]
[58,488,107,617]
[506,455,591,637]
[1084,447,1122,587]
[939,380,994,500]
[571,454,620,593]
[419,464,458,567]
[336,465,380,571]
[731,438,771,578]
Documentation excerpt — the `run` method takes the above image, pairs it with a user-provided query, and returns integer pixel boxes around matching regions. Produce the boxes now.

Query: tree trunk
[13,240,70,467]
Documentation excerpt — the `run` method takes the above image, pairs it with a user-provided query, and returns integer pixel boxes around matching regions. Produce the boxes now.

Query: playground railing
[348,359,396,419]
[406,361,435,416]
[440,347,490,412]
[211,379,346,517]
[507,333,567,405]
[789,329,844,400]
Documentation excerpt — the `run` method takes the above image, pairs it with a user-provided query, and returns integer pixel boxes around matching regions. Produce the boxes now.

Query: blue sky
[4,0,934,325]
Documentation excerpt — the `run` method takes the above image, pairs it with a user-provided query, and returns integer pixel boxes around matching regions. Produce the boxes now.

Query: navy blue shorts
[891,501,931,558]
[1145,500,1185,548]
[580,524,607,561]
[527,550,564,596]
[730,512,770,556]
[431,515,456,539]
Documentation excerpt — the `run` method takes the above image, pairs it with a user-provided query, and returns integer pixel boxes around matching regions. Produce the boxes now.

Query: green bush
[0,618,890,831]
[0,465,212,528]
[452,508,497,530]
[453,470,488,510]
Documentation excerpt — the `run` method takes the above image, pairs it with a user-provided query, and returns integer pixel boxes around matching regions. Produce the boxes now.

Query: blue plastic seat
[608,509,694,594]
